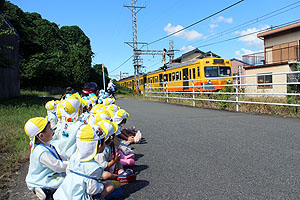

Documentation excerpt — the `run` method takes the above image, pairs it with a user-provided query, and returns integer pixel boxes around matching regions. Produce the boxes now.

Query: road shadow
[117,180,150,200]
[134,153,144,161]
[131,164,149,175]
[138,138,147,144]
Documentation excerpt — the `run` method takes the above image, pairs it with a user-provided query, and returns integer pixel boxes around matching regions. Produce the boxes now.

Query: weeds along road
[11,98,300,199]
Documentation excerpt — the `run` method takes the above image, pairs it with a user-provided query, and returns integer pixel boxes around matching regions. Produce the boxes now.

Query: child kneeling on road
[24,117,68,200]
[53,123,115,200]
[94,120,136,183]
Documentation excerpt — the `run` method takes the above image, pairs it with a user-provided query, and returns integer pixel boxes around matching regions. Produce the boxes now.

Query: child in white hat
[53,123,115,200]
[24,117,68,200]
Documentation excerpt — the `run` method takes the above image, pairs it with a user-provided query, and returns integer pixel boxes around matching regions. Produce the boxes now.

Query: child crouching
[53,123,114,200]
[24,117,68,200]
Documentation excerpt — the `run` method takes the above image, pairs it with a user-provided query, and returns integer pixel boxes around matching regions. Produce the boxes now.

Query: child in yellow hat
[24,117,69,200]
[53,123,115,200]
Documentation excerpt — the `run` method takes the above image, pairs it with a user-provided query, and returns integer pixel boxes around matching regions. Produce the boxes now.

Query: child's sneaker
[117,169,136,183]
[120,158,135,167]
[134,130,142,143]
[34,188,46,200]
[121,140,131,146]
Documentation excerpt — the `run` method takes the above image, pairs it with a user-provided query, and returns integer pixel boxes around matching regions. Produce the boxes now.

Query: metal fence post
[192,80,195,107]
[166,82,169,103]
[235,75,239,112]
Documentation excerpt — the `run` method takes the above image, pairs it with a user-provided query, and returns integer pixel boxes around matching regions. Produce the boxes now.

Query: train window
[155,76,158,83]
[204,66,218,77]
[176,72,179,80]
[164,74,168,81]
[169,73,171,82]
[180,72,182,80]
[172,72,175,81]
[193,68,195,79]
[219,67,231,77]
[197,67,200,77]
[189,69,191,79]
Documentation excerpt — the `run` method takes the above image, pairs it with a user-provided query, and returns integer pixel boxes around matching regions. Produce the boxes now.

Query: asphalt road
[10,98,300,199]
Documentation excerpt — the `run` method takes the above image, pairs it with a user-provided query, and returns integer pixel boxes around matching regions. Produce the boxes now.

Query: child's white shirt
[39,145,69,173]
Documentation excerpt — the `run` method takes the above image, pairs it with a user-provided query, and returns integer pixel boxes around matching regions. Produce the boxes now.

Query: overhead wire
[110,0,245,74]
[144,0,300,70]
[147,0,245,46]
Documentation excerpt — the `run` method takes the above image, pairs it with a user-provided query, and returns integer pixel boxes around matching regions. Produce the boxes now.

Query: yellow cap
[76,123,108,162]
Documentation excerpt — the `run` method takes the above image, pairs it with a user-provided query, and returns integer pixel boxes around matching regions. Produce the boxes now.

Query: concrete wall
[245,64,291,94]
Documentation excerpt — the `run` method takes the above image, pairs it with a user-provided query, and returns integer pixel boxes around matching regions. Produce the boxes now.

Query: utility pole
[124,1,177,92]
[123,0,146,92]
[102,64,106,91]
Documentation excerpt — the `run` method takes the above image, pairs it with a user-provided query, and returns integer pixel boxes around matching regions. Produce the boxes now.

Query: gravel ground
[9,98,300,199]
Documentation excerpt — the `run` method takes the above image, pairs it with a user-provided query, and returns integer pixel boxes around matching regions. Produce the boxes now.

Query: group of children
[24,89,142,200]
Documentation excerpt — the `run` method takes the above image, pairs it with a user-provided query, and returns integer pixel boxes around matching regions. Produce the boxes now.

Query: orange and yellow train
[118,57,233,93]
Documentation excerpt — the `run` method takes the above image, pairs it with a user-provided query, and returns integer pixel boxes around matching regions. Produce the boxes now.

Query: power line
[197,18,300,48]
[110,0,245,74]
[144,18,300,71]
[147,0,245,46]
[186,0,300,49]
[146,1,300,68]
[109,55,133,73]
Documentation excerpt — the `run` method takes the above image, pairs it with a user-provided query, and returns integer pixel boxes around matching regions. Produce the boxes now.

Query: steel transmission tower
[124,0,177,91]
[123,0,146,91]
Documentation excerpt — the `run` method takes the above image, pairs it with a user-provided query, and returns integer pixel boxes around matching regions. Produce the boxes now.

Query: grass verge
[0,90,56,199]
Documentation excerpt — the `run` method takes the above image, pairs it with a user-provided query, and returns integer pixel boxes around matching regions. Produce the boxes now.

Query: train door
[132,80,134,90]
[182,68,189,90]
[159,74,163,88]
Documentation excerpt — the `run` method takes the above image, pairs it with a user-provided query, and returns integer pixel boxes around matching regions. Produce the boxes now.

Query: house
[242,21,300,94]
[230,58,251,87]
[0,12,20,98]
[172,48,220,63]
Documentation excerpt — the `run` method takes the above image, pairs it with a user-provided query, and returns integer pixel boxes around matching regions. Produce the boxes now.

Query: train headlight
[227,80,231,84]
[208,80,212,84]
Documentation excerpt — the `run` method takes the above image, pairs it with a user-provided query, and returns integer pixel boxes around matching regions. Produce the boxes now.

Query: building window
[257,74,272,89]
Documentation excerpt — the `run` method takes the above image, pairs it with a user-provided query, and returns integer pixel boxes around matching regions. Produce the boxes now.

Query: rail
[144,71,300,111]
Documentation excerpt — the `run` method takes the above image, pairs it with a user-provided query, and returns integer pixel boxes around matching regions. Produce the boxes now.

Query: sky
[8,0,300,79]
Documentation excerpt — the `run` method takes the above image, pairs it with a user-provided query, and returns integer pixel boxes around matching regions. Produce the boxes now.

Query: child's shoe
[121,140,131,146]
[34,188,46,200]
[119,145,134,156]
[120,158,135,167]
[117,169,136,183]
[117,150,135,159]
[134,130,142,143]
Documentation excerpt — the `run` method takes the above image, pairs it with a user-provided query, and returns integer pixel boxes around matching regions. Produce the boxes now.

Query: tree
[2,1,94,89]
